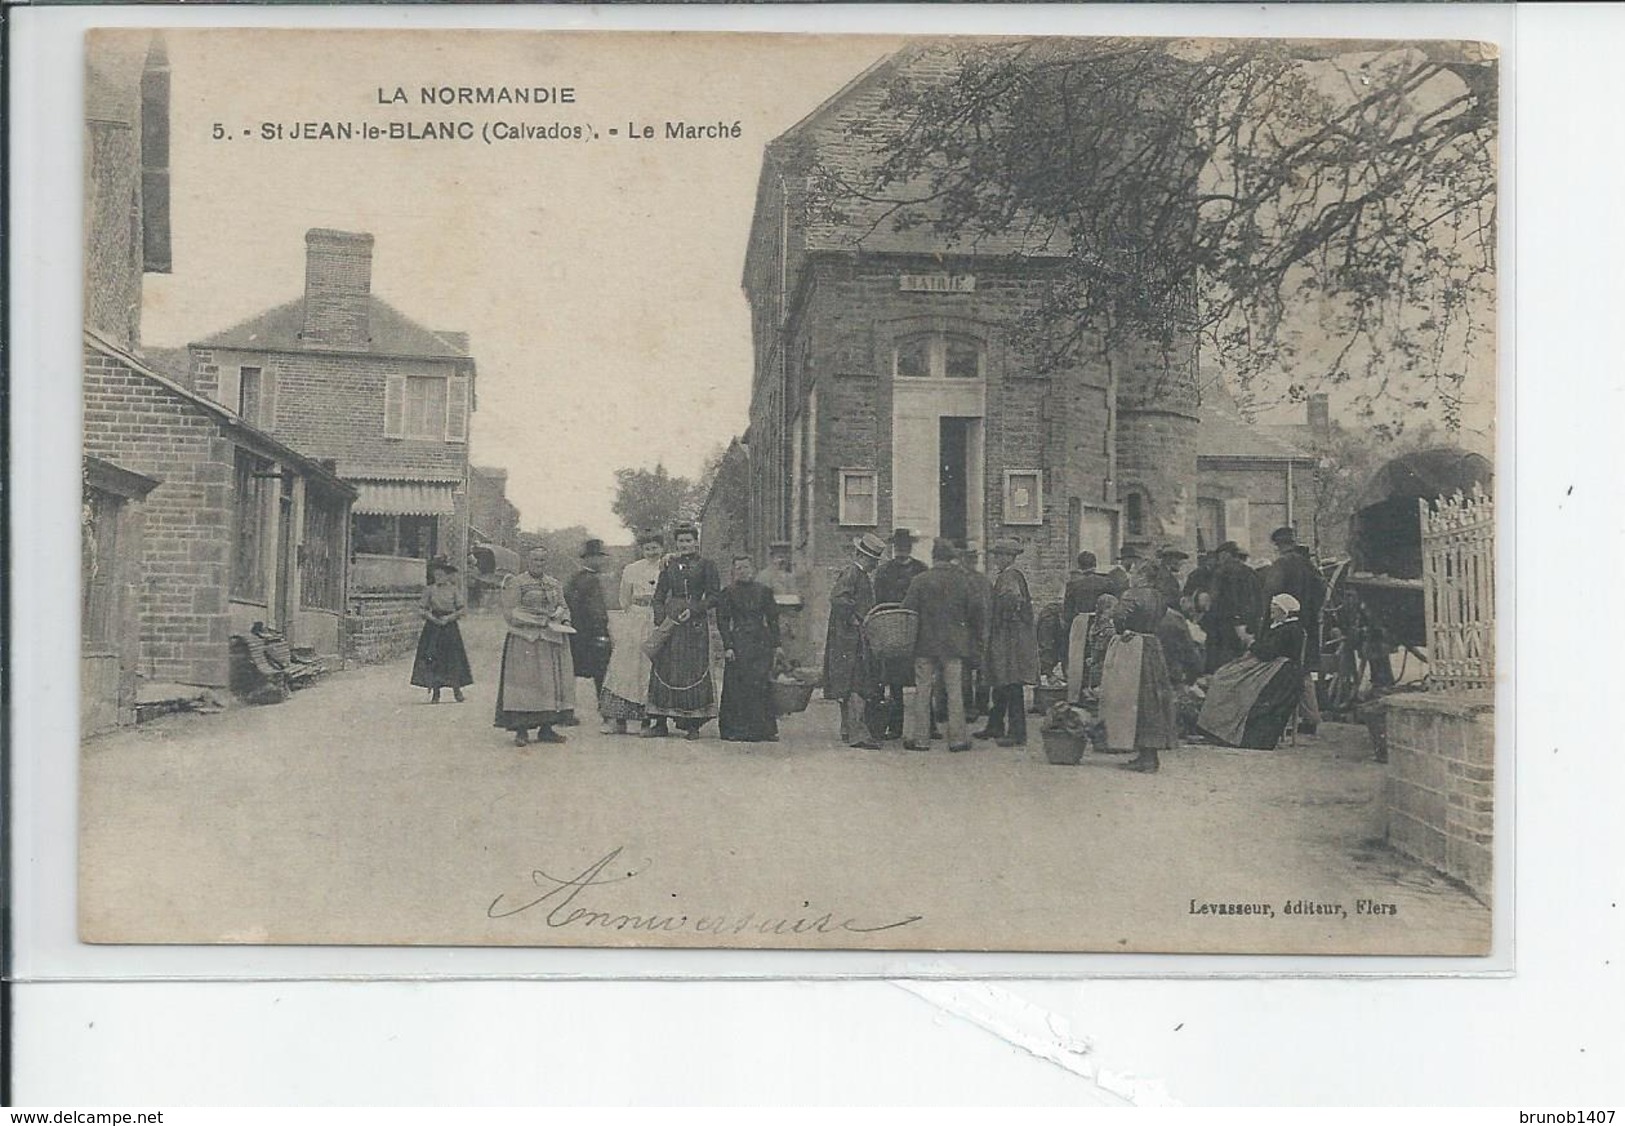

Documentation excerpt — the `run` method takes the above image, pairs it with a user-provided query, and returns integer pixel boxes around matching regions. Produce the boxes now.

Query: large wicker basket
[772,679,817,717]
[1041,728,1087,766]
[862,604,919,661]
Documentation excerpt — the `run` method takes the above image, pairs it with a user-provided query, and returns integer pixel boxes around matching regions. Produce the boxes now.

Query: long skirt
[493,633,575,731]
[1065,614,1093,704]
[1197,655,1298,750]
[647,618,716,720]
[719,648,778,742]
[1099,633,1178,752]
[410,621,473,689]
[600,608,654,720]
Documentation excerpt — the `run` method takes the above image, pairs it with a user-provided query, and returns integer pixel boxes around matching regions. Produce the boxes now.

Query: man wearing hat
[564,538,614,709]
[1153,544,1189,607]
[870,529,929,739]
[1108,544,1143,594]
[901,540,984,751]
[1205,540,1265,673]
[824,532,887,749]
[976,539,1039,747]
[1261,526,1325,734]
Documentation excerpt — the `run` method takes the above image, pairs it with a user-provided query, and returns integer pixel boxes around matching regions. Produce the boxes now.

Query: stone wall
[344,590,424,665]
[1381,691,1495,902]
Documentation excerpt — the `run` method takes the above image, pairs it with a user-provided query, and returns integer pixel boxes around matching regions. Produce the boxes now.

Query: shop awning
[352,481,457,517]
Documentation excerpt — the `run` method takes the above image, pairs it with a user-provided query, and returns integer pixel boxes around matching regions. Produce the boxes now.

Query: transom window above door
[894,333,984,381]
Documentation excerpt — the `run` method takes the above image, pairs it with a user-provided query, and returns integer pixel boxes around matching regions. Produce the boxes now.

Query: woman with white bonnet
[1197,591,1308,751]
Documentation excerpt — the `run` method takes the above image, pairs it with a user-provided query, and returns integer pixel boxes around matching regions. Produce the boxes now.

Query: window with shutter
[446,375,469,442]
[384,375,406,438]
[260,369,277,431]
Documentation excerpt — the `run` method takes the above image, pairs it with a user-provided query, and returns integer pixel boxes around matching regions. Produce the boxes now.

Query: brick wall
[82,345,235,686]
[1118,408,1200,557]
[1381,692,1494,902]
[189,346,468,482]
[1195,461,1317,556]
[344,590,424,664]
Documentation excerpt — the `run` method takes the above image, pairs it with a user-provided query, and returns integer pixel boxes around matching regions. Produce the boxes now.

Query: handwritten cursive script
[487,847,922,936]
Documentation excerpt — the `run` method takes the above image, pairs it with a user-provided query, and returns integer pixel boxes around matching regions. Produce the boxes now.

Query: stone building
[184,229,477,661]
[81,34,354,715]
[740,48,1315,657]
[468,465,522,554]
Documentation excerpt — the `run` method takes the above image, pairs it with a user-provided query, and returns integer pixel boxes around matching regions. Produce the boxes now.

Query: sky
[138,30,898,541]
[135,30,1495,542]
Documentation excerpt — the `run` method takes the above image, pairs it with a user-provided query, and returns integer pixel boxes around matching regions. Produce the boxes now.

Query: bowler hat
[890,528,916,547]
[854,532,887,559]
[1118,544,1144,562]
[580,538,609,559]
[1216,541,1242,557]
[1270,526,1298,547]
[930,540,958,562]
[990,538,1024,557]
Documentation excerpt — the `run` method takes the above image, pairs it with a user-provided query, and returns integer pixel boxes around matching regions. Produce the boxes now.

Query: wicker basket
[862,605,919,662]
[772,679,817,717]
[1041,728,1087,766]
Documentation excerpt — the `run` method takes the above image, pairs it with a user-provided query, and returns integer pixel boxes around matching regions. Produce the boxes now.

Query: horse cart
[1318,448,1493,714]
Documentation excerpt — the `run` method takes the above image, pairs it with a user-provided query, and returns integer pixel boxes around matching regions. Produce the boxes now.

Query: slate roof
[191,296,470,360]
[1196,406,1316,463]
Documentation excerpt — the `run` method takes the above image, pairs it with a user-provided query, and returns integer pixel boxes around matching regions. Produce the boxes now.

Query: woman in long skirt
[716,554,782,742]
[1099,572,1178,773]
[493,546,576,746]
[645,522,720,740]
[410,559,473,702]
[599,532,664,733]
[1197,593,1307,750]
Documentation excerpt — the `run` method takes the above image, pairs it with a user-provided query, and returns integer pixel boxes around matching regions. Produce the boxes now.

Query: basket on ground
[862,604,919,662]
[1042,728,1087,766]
[772,679,817,716]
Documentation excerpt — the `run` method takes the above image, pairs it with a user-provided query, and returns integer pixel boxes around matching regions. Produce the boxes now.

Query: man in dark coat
[1153,545,1189,607]
[1061,551,1119,670]
[1261,527,1325,734]
[871,529,929,739]
[1205,541,1264,673]
[824,532,886,749]
[977,539,1039,746]
[958,546,995,721]
[902,540,984,751]
[564,538,613,716]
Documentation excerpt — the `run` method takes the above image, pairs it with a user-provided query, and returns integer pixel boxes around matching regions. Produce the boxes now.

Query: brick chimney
[301,228,373,349]
[1308,393,1331,442]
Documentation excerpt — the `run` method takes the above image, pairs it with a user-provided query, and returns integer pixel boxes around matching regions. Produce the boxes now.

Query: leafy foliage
[813,38,1496,432]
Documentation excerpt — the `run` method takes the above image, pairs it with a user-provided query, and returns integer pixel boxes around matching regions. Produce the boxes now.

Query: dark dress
[564,567,612,686]
[647,554,721,725]
[716,579,781,742]
[1239,620,1307,750]
[1099,588,1178,752]
[410,584,474,690]
[823,562,877,701]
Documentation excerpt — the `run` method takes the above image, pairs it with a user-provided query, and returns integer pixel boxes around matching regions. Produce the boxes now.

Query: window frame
[1002,469,1044,527]
[892,332,985,382]
[836,468,879,528]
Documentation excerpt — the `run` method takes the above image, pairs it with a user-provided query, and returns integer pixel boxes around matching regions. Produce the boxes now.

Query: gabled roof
[1197,405,1316,463]
[85,327,357,496]
[191,296,470,360]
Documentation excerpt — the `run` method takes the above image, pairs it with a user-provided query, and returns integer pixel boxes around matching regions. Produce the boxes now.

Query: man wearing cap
[871,529,929,740]
[976,539,1039,747]
[564,538,614,710]
[1109,544,1144,593]
[902,540,984,752]
[824,532,887,749]
[1261,526,1324,735]
[1205,541,1264,672]
[1152,545,1189,607]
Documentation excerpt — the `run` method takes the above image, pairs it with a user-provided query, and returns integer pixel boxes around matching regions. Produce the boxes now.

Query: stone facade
[469,466,522,553]
[1380,692,1494,901]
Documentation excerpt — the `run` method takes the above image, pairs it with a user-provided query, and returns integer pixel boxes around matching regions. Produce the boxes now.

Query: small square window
[895,338,931,380]
[1003,470,1043,526]
[945,338,981,379]
[838,470,878,527]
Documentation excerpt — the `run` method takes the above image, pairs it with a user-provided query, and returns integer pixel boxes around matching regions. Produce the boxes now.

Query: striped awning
[352,481,457,517]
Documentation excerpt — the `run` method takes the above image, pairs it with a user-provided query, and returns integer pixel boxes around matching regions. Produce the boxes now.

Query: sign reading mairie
[899,273,976,293]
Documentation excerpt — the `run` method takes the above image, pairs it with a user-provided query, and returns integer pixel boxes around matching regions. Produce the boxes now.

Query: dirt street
[80,614,1490,954]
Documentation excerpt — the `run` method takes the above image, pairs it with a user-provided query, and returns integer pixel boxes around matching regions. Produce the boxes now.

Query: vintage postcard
[78,29,1498,953]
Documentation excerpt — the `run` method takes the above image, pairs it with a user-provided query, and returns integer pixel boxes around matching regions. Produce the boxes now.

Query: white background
[9,2,1623,1106]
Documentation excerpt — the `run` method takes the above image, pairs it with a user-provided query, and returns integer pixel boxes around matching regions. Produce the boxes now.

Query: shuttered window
[446,375,469,442]
[384,375,406,438]
[385,375,458,440]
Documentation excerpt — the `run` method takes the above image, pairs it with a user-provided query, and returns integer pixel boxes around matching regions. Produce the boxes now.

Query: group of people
[404,518,1325,763]
[407,524,793,747]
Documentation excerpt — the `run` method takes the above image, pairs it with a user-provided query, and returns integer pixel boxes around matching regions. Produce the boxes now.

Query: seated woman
[1196,593,1307,750]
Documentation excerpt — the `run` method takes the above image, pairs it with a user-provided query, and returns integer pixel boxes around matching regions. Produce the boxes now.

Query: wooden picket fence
[1419,485,1495,692]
